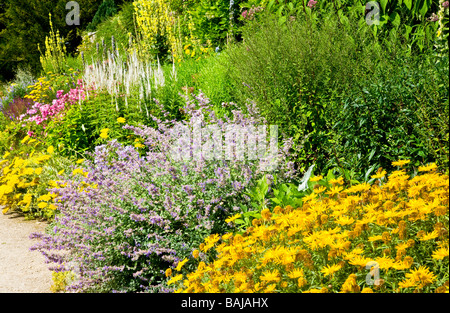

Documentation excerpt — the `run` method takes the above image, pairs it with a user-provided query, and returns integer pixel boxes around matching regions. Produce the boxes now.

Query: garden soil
[0,211,52,293]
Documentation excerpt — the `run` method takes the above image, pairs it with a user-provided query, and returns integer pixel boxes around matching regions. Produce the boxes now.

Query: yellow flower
[419,230,439,241]
[326,186,343,197]
[38,202,48,209]
[47,146,54,154]
[264,284,277,293]
[37,194,52,202]
[100,128,109,139]
[117,117,126,123]
[260,270,280,282]
[175,258,188,271]
[21,136,30,144]
[371,170,387,179]
[192,249,200,259]
[76,159,85,164]
[225,213,241,224]
[167,274,183,285]
[321,263,343,277]
[361,287,374,293]
[335,215,355,226]
[287,268,305,279]
[310,175,323,182]
[165,268,172,277]
[432,247,449,260]
[35,168,43,175]
[392,159,410,167]
[329,177,344,185]
[418,163,437,172]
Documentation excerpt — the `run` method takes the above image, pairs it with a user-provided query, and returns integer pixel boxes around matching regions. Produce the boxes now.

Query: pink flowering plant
[30,92,296,292]
[19,80,85,130]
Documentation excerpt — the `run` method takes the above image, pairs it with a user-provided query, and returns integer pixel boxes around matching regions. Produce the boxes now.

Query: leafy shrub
[86,0,118,32]
[331,49,449,174]
[225,12,377,170]
[78,2,136,65]
[30,93,296,292]
[170,162,449,293]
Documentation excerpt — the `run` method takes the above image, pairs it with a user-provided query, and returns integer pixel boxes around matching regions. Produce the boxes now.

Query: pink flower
[307,0,317,8]
[242,10,248,19]
[428,13,439,22]
[443,1,449,8]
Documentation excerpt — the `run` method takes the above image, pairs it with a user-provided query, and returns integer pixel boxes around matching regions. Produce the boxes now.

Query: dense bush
[225,13,378,171]
[226,10,449,176]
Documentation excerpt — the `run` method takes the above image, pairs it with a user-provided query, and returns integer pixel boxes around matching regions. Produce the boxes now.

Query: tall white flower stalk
[82,41,170,114]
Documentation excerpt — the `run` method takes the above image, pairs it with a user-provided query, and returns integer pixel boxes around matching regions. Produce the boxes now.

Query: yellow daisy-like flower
[287,268,305,279]
[34,168,43,175]
[47,146,54,154]
[419,230,439,241]
[392,159,411,167]
[418,163,437,172]
[76,159,85,164]
[117,117,126,123]
[167,274,183,285]
[432,247,449,260]
[329,177,344,185]
[260,269,280,282]
[326,186,343,197]
[321,263,343,277]
[175,258,188,271]
[310,175,323,182]
[371,170,387,179]
[225,213,241,224]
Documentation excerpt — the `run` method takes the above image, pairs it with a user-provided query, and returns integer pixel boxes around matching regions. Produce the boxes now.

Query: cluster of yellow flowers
[133,0,182,60]
[25,77,52,103]
[0,139,56,218]
[38,14,67,74]
[167,161,449,293]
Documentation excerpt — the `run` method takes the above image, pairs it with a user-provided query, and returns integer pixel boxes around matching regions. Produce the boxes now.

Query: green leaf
[379,0,388,13]
[390,12,401,27]
[404,0,412,10]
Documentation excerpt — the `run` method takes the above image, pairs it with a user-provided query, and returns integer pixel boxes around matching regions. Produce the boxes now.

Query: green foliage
[87,0,118,31]
[185,0,244,47]
[0,0,103,81]
[226,13,377,170]
[332,50,449,174]
[77,2,136,65]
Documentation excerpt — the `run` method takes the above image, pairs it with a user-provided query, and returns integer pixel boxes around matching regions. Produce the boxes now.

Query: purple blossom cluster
[30,92,296,293]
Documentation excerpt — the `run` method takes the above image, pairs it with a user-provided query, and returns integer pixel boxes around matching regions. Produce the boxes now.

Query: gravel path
[0,211,53,293]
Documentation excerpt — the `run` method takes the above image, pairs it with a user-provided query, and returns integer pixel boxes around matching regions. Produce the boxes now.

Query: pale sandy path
[0,211,53,293]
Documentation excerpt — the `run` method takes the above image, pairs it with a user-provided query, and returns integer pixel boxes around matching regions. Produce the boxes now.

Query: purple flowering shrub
[30,92,296,292]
